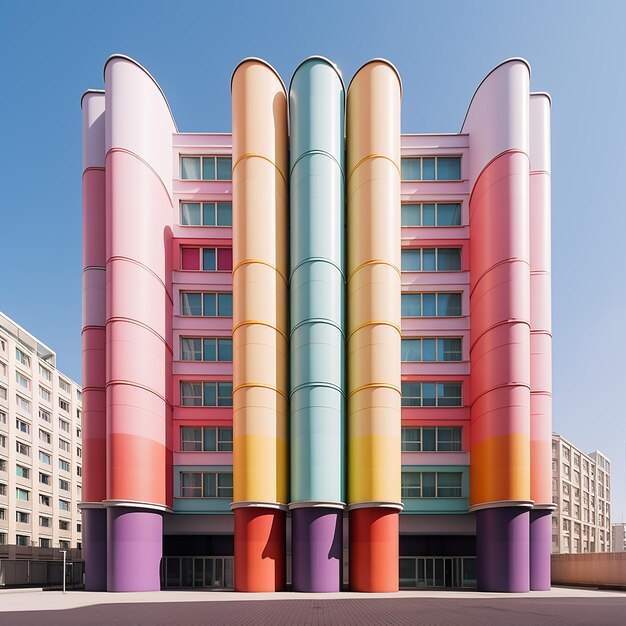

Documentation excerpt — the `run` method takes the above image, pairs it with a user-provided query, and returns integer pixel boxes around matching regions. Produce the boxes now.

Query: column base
[83,508,107,591]
[234,507,285,591]
[530,508,552,591]
[476,506,530,592]
[292,507,342,592]
[107,508,162,592]
[349,507,399,592]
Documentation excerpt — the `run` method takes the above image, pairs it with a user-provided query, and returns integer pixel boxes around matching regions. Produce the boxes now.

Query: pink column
[81,89,107,591]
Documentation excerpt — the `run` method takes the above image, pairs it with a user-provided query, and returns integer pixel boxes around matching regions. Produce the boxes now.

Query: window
[180,201,232,226]
[0,361,5,377]
[59,459,70,472]
[16,465,30,479]
[15,347,31,367]
[0,434,5,448]
[59,540,70,550]
[59,520,70,531]
[16,441,30,456]
[39,429,51,445]
[180,338,233,362]
[180,426,233,452]
[16,534,30,546]
[59,398,70,412]
[39,538,52,548]
[180,382,233,407]
[401,471,463,498]
[401,338,462,362]
[77,465,82,477]
[40,494,51,506]
[39,472,51,486]
[59,479,70,491]
[401,426,462,452]
[401,202,462,227]
[76,408,81,421]
[0,385,6,400]
[16,511,30,524]
[0,507,5,519]
[77,523,82,533]
[76,427,82,439]
[39,408,51,423]
[0,410,5,423]
[401,248,462,272]
[59,438,70,453]
[16,395,31,415]
[16,487,29,501]
[180,156,232,181]
[16,371,31,391]
[16,418,30,434]
[39,451,51,465]
[76,390,82,402]
[401,156,461,181]
[39,386,51,402]
[39,364,51,381]
[180,472,233,498]
[180,292,233,317]
[181,247,233,272]
[401,292,462,318]
[401,382,462,407]
[59,378,71,394]
[77,446,82,458]
[0,482,5,494]
[59,419,70,433]
[59,499,70,512]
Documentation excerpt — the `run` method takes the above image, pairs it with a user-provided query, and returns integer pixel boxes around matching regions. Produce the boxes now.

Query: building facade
[81,55,553,593]
[0,312,83,557]
[551,434,611,553]
[611,523,625,552]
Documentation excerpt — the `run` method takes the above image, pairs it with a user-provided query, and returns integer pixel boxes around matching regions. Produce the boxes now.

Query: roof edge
[348,58,403,97]
[230,57,287,95]
[289,55,345,94]
[80,89,105,109]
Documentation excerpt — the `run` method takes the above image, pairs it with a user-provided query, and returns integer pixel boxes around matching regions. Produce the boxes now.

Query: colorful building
[80,55,553,593]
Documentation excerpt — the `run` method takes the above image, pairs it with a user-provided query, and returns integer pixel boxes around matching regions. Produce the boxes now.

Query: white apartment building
[551,433,611,554]
[0,311,82,557]
[612,522,625,552]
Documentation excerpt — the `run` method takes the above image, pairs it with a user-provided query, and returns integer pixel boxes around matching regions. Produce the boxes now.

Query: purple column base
[530,509,552,590]
[83,508,107,591]
[107,508,163,592]
[292,507,342,592]
[476,507,530,592]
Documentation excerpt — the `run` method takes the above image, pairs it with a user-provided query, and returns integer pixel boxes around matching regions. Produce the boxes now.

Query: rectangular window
[39,364,51,381]
[401,248,462,272]
[16,441,30,456]
[401,293,462,318]
[15,347,31,367]
[180,471,233,498]
[401,156,461,181]
[16,511,30,523]
[16,487,29,501]
[180,156,232,181]
[40,494,51,506]
[401,471,462,498]
[77,465,82,477]
[59,419,70,433]
[180,337,233,362]
[16,465,30,479]
[401,426,462,452]
[180,292,233,317]
[59,439,70,452]
[0,508,5,520]
[401,382,462,407]
[39,538,52,548]
[16,371,31,391]
[181,247,233,272]
[39,429,51,445]
[59,520,70,531]
[58,459,70,472]
[59,499,70,512]
[16,395,31,415]
[180,382,233,407]
[0,410,5,423]
[0,482,5,494]
[39,386,51,402]
[401,202,462,227]
[180,426,232,452]
[0,434,5,448]
[59,398,70,412]
[39,451,51,465]
[16,534,30,546]
[16,418,30,434]
[39,408,51,423]
[401,338,462,362]
[180,201,232,226]
[39,472,51,486]
[59,479,70,491]
[0,385,6,400]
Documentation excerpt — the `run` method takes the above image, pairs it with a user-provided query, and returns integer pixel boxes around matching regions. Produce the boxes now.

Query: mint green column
[289,57,345,592]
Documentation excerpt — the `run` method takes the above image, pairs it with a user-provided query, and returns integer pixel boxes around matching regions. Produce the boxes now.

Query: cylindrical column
[81,89,107,591]
[231,58,289,592]
[288,57,345,592]
[346,60,403,592]
[104,55,176,591]
[462,59,532,592]
[529,92,554,590]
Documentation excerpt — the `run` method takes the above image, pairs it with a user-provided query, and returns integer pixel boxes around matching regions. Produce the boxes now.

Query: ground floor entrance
[162,556,234,589]
[399,556,476,588]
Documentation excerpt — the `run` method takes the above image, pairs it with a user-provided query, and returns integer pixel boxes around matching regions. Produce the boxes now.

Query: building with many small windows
[0,312,82,558]
[611,523,626,552]
[81,55,553,594]
[551,434,611,553]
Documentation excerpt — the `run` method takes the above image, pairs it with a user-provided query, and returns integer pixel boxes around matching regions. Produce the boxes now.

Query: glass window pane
[203,427,217,451]
[401,339,420,362]
[401,294,421,317]
[181,157,200,180]
[203,474,216,497]
[422,428,436,451]
[218,427,233,451]
[422,293,436,316]
[401,249,421,271]
[422,204,435,226]
[422,383,437,407]
[437,293,461,317]
[181,338,202,361]
[401,204,420,226]
[401,383,421,407]
[181,427,202,451]
[181,293,202,316]
[438,338,462,362]
[422,472,436,497]
[422,249,436,271]
[437,383,462,406]
[202,203,216,226]
[181,202,201,225]
[181,383,202,406]
[203,338,217,362]
[436,203,462,226]
[217,338,233,362]
[437,427,462,452]
[218,293,233,317]
[401,427,421,452]
[437,157,461,180]
[422,158,435,180]
[217,383,233,407]
[216,157,232,180]
[217,248,233,271]
[202,157,216,180]
[203,383,217,407]
[437,248,462,271]
[202,248,216,271]
[203,293,216,317]
[401,158,421,181]
[401,472,421,497]
[421,338,436,362]
[216,203,232,226]
[217,473,233,497]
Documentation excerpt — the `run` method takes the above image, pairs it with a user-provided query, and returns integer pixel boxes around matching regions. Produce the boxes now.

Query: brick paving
[1,593,626,626]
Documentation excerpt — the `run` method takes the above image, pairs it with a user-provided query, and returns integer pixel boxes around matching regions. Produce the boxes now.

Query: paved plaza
[0,587,625,625]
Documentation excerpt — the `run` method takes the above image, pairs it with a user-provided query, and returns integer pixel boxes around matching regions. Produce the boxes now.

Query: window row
[181,247,233,272]
[180,338,233,362]
[180,156,232,181]
[180,471,233,498]
[401,248,462,272]
[401,471,463,498]
[180,382,233,407]
[180,426,233,452]
[401,202,461,227]
[401,338,462,362]
[180,292,233,317]
[401,382,462,407]
[181,202,232,227]
[401,293,462,317]
[401,157,461,181]
[401,426,462,452]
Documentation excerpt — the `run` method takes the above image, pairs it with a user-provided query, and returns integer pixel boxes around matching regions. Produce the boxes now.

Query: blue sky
[1,0,625,522]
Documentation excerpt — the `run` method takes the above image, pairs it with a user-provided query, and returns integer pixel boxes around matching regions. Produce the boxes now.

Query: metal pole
[61,550,67,594]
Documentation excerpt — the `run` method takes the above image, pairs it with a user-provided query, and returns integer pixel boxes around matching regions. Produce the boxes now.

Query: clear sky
[1,0,625,523]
